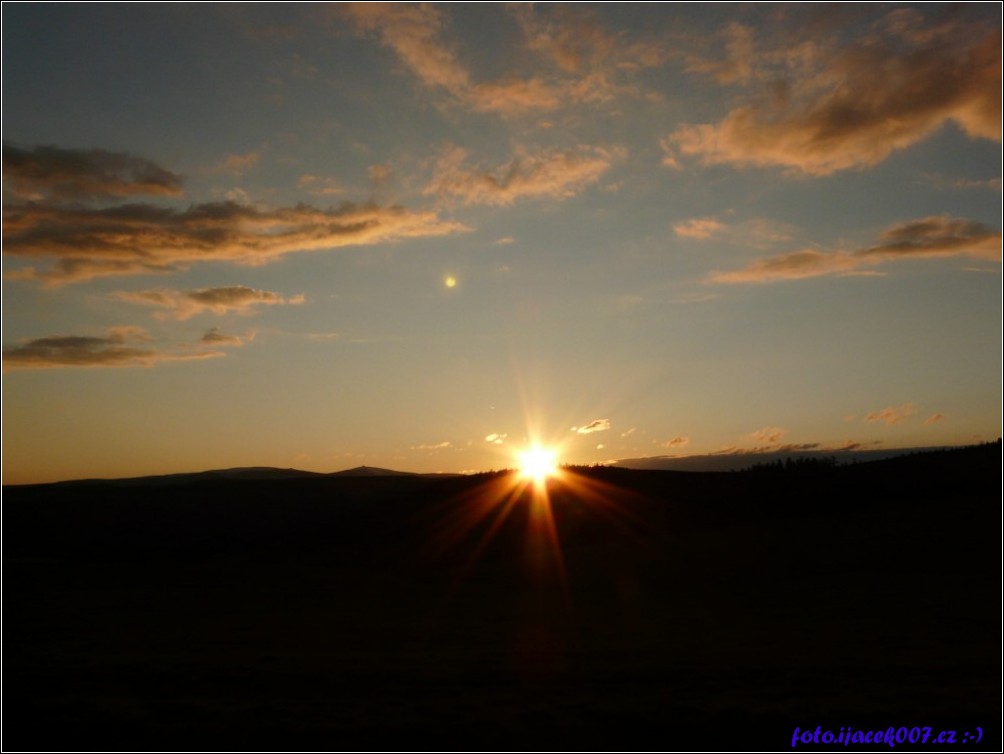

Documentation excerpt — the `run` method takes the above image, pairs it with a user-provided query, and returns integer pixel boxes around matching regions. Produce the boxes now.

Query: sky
[2,2,1001,484]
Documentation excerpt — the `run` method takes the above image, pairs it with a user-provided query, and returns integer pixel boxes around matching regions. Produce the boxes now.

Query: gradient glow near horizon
[1,3,1000,484]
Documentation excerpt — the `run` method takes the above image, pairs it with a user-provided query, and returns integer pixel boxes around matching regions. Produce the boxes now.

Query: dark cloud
[2,326,220,370]
[3,145,183,201]
[4,197,469,284]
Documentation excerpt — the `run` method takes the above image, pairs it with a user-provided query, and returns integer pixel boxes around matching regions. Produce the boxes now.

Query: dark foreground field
[4,444,1000,750]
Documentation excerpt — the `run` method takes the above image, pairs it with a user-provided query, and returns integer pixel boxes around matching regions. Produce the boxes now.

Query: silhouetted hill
[39,465,327,487]
[3,442,999,750]
[329,464,461,478]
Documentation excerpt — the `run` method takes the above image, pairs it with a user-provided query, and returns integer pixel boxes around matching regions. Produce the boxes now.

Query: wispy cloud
[574,418,610,435]
[923,413,944,426]
[216,151,261,175]
[864,403,917,425]
[341,3,471,95]
[368,164,393,186]
[674,215,795,245]
[113,285,303,320]
[342,3,666,117]
[709,215,1001,283]
[508,4,668,104]
[3,144,183,201]
[425,144,619,206]
[2,326,221,370]
[485,433,507,445]
[666,11,1000,175]
[297,174,346,196]
[469,77,562,115]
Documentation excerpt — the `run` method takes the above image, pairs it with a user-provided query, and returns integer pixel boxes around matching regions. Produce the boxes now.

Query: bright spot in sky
[444,275,457,288]
[517,445,558,483]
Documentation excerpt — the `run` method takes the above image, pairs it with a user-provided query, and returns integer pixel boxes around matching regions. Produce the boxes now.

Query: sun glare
[517,445,558,483]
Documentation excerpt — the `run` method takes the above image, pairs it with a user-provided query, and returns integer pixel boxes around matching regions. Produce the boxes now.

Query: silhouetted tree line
[745,456,837,473]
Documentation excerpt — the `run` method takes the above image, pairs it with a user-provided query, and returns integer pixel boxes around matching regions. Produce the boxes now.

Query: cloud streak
[113,285,303,320]
[709,215,1001,283]
[666,11,1000,175]
[2,326,221,370]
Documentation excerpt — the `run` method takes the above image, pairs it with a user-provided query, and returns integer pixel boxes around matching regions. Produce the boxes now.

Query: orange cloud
[509,4,667,103]
[343,3,666,117]
[113,286,302,320]
[511,4,617,74]
[923,413,945,426]
[864,403,917,425]
[709,215,1001,283]
[668,12,1000,175]
[425,145,618,206]
[2,327,221,370]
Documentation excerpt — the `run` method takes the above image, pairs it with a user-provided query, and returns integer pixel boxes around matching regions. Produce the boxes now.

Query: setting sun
[517,445,559,483]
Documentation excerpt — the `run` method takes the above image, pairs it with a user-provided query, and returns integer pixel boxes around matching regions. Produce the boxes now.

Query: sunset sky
[2,3,1001,484]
